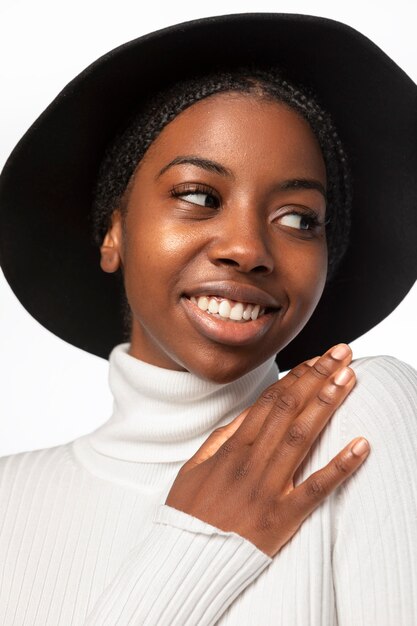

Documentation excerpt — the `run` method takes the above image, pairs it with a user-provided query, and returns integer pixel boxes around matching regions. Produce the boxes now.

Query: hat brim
[0,12,416,371]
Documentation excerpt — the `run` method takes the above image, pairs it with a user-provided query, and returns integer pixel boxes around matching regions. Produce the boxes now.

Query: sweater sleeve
[84,503,272,625]
[332,355,417,625]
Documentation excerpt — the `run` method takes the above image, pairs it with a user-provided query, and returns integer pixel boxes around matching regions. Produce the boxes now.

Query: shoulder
[323,355,417,497]
[332,357,417,614]
[332,355,417,511]
[341,354,417,433]
[297,355,417,483]
[0,443,78,493]
[351,353,417,388]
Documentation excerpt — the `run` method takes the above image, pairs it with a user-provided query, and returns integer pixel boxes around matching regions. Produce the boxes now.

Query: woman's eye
[172,187,220,209]
[180,192,218,208]
[278,212,319,231]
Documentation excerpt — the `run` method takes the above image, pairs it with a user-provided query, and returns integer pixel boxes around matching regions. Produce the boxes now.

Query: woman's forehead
[139,92,326,182]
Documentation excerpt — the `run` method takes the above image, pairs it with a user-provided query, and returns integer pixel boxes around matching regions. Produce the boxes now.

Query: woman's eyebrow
[155,155,234,179]
[279,178,327,199]
[155,157,326,199]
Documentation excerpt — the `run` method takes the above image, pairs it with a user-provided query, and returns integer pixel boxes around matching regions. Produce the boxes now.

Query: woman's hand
[165,344,370,557]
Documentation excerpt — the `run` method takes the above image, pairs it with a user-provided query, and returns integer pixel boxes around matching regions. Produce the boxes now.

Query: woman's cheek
[288,245,328,308]
[303,252,328,309]
[157,227,196,259]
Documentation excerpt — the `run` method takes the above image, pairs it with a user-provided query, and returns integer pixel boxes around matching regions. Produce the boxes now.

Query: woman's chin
[181,349,277,384]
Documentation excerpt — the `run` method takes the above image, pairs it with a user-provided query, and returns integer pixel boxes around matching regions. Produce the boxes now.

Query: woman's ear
[100,210,124,273]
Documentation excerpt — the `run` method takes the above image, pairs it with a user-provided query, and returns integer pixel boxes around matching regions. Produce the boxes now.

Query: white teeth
[242,304,253,320]
[208,298,219,314]
[251,304,261,320]
[197,296,209,311]
[230,302,244,321]
[189,295,268,322]
[218,300,232,318]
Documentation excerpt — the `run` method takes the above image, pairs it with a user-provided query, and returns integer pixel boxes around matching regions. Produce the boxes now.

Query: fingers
[277,356,320,390]
[168,343,370,560]
[234,344,352,446]
[179,408,250,473]
[284,343,353,400]
[260,364,356,490]
[284,437,370,536]
[180,354,321,473]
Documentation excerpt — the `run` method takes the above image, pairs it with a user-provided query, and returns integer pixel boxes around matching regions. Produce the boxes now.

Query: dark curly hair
[91,66,352,335]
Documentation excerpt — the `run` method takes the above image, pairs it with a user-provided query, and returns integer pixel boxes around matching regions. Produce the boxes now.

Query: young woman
[0,13,416,625]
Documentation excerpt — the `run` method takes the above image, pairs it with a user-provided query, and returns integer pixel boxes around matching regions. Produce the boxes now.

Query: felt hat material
[0,13,416,371]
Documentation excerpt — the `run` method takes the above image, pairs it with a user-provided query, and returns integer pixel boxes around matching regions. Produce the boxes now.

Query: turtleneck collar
[81,343,279,464]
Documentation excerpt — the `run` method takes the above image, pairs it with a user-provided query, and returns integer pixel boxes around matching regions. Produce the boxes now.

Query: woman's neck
[73,343,279,488]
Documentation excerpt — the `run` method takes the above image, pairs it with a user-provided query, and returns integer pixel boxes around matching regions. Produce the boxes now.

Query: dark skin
[100,92,369,557]
[101,93,328,383]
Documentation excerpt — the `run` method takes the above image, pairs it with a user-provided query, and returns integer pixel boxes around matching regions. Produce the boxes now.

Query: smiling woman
[0,12,417,626]
[100,90,329,381]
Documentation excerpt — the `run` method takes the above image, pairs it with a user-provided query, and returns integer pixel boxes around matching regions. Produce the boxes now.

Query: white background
[1,0,416,458]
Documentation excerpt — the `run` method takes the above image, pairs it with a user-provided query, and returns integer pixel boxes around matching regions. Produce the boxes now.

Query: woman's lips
[185,280,280,309]
[181,296,280,346]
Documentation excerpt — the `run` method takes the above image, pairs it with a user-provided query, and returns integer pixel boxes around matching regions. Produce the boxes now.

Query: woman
[0,13,416,625]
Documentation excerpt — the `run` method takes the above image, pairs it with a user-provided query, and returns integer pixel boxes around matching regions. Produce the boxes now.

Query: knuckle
[311,359,332,379]
[275,391,299,413]
[259,388,280,407]
[215,437,238,460]
[232,459,251,481]
[334,456,350,475]
[285,422,308,447]
[305,477,326,499]
[289,364,308,379]
[316,385,338,407]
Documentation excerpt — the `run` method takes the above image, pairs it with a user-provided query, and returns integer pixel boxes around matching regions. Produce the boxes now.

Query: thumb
[180,408,251,474]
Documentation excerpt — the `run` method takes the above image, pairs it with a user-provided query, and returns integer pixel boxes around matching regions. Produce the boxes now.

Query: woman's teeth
[190,296,265,322]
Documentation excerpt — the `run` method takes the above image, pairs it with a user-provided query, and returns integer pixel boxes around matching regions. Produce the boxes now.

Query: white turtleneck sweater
[1,345,417,625]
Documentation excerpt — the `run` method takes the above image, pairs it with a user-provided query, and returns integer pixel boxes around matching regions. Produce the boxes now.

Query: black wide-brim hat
[1,13,416,371]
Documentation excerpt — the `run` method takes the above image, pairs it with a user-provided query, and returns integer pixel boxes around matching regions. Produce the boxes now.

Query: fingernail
[351,438,370,457]
[334,367,353,386]
[306,356,320,366]
[331,343,350,360]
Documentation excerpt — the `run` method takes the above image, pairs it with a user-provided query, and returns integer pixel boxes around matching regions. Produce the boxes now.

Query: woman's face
[101,92,328,382]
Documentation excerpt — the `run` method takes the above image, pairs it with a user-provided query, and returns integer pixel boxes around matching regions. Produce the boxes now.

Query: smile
[182,295,281,347]
[190,295,265,322]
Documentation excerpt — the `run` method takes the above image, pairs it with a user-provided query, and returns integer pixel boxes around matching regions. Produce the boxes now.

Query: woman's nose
[207,211,274,274]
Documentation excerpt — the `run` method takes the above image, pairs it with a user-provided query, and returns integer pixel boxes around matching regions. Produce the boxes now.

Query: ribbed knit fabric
[0,344,417,625]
